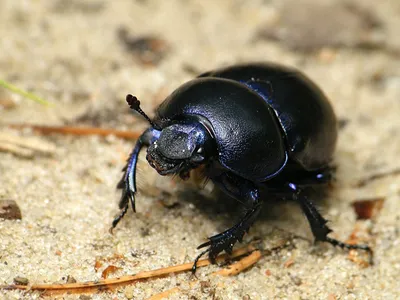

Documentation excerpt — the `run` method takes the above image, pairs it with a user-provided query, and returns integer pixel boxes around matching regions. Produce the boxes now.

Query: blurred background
[1,1,399,299]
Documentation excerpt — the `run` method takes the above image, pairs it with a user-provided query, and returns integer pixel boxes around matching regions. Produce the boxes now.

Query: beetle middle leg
[111,127,160,231]
[192,172,262,273]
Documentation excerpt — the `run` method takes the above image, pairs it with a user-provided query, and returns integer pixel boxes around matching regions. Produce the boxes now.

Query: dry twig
[0,244,256,296]
[212,250,262,276]
[6,124,141,140]
[147,286,182,300]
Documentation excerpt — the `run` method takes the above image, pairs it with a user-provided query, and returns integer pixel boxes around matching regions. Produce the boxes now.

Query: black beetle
[112,63,371,272]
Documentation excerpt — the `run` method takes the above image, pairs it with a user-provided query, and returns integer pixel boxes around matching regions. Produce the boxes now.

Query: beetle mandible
[111,63,371,272]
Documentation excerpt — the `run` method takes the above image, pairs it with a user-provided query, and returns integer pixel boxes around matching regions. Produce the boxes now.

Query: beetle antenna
[126,94,157,128]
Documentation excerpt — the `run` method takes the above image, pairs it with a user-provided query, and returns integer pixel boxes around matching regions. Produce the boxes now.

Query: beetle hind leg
[290,184,373,256]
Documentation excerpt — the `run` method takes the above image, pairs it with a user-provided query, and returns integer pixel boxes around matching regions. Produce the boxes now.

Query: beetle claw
[191,248,210,274]
[110,203,129,232]
[195,228,247,268]
[197,240,211,249]
[111,183,137,230]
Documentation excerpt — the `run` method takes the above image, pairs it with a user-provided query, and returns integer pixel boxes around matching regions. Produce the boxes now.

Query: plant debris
[352,197,385,220]
[0,79,51,106]
[0,244,257,296]
[101,265,122,279]
[345,223,374,267]
[212,250,262,277]
[66,276,77,284]
[147,285,182,300]
[283,257,295,268]
[347,249,371,268]
[6,124,141,140]
[13,277,28,286]
[0,200,22,220]
[117,28,170,66]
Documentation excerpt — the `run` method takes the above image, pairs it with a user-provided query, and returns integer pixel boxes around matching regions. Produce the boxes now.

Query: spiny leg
[192,202,262,273]
[192,172,261,273]
[288,183,372,255]
[111,127,160,231]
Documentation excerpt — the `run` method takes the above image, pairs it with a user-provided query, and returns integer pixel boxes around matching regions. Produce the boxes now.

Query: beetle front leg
[111,127,160,231]
[288,183,372,255]
[192,173,261,273]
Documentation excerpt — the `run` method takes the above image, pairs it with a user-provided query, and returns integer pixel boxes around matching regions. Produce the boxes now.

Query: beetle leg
[288,183,373,255]
[192,173,261,273]
[111,127,160,231]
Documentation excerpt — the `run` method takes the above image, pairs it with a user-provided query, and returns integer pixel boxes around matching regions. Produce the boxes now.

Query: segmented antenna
[126,94,157,128]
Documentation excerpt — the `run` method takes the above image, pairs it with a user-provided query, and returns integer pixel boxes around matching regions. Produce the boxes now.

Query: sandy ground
[1,0,400,299]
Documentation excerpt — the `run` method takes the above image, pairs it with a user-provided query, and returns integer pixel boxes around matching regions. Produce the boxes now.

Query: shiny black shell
[155,63,337,182]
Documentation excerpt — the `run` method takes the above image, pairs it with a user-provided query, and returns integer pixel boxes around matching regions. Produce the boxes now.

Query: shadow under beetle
[112,63,372,272]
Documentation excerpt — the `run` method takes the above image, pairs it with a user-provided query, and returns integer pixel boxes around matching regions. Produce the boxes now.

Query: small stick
[148,248,265,298]
[147,280,199,300]
[0,244,256,295]
[212,250,262,276]
[147,286,181,300]
[6,124,141,140]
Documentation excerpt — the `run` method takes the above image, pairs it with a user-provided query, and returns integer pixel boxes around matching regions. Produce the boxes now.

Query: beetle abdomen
[199,63,337,170]
[156,78,288,181]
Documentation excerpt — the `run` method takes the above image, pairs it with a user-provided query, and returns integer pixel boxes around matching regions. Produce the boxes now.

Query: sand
[1,0,400,299]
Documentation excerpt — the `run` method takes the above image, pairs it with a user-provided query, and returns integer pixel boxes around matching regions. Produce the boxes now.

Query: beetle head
[124,94,213,179]
[146,123,211,179]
